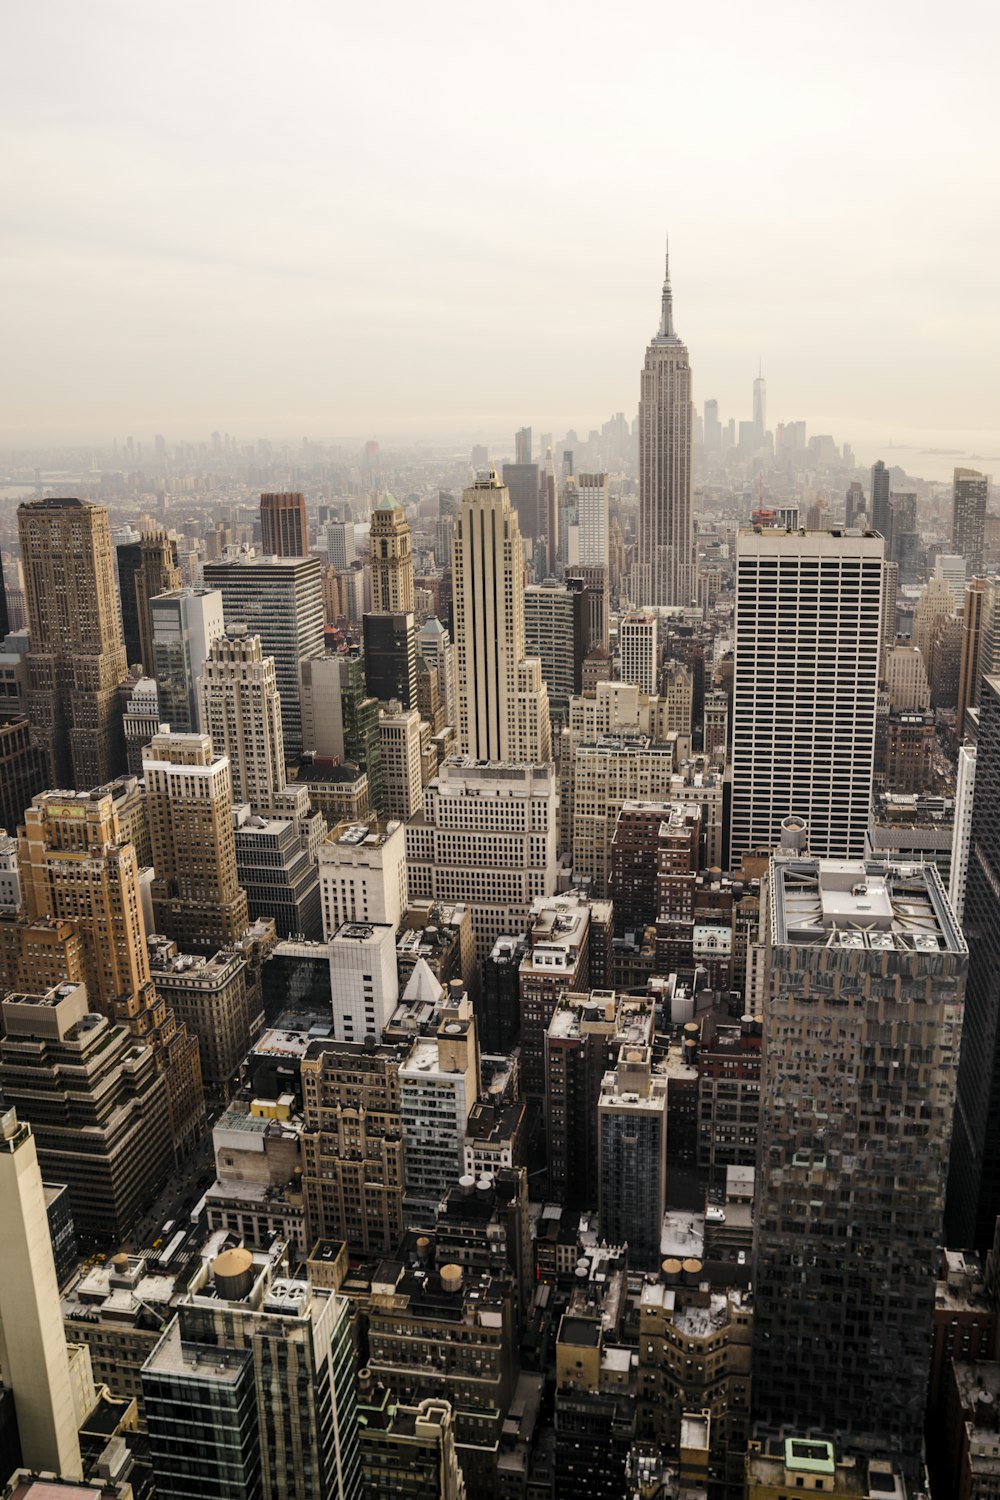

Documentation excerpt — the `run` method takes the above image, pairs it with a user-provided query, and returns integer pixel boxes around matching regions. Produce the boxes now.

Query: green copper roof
[375,491,401,511]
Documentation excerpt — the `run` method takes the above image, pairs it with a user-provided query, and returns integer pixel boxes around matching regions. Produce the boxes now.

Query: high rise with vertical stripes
[452,470,550,764]
[731,528,883,862]
[634,242,695,608]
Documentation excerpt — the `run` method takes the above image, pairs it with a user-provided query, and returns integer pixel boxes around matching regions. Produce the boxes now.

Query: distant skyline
[3,2,999,458]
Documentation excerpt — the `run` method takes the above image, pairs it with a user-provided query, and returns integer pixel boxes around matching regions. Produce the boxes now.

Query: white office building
[731,528,883,863]
[328,921,398,1043]
[317,819,408,940]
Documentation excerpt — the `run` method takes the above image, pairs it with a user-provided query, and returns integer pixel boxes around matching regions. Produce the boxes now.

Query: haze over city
[3,5,1000,1500]
[3,0,1000,468]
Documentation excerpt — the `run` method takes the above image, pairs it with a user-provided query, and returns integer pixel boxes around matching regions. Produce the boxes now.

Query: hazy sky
[3,1,999,452]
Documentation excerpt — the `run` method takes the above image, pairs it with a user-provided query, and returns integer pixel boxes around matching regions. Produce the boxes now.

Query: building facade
[731,528,883,863]
[18,498,128,788]
[755,854,966,1481]
[451,470,550,763]
[635,246,694,608]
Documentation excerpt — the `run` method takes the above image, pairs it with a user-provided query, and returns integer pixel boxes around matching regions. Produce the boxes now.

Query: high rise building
[406,758,558,961]
[755,853,966,1482]
[576,472,609,570]
[870,459,892,547]
[515,426,531,464]
[18,790,151,1016]
[317,819,408,940]
[950,743,977,927]
[845,480,865,528]
[949,676,1000,1251]
[369,494,415,614]
[0,566,8,640]
[144,729,250,953]
[752,367,766,445]
[635,243,694,607]
[957,577,988,739]
[301,1039,407,1253]
[0,1108,83,1479]
[565,565,610,655]
[0,716,48,836]
[17,786,205,1160]
[260,490,308,557]
[362,611,417,710]
[523,583,586,724]
[399,985,480,1215]
[731,528,883,863]
[328,921,398,1044]
[326,520,356,571]
[378,706,424,820]
[417,617,458,728]
[203,553,324,754]
[598,1043,667,1269]
[953,468,989,577]
[18,498,128,788]
[116,529,182,670]
[142,1245,361,1500]
[0,981,173,1241]
[122,674,160,774]
[199,628,285,809]
[452,470,550,762]
[890,491,920,584]
[150,586,225,733]
[619,611,660,696]
[148,937,254,1092]
[501,461,541,542]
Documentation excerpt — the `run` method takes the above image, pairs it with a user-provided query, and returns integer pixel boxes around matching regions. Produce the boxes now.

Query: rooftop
[771,856,965,953]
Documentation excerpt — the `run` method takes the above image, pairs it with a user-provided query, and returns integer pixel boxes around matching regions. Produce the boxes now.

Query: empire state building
[635,243,695,607]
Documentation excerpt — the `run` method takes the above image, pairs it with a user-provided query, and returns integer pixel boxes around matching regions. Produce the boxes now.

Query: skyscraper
[752,366,766,445]
[116,529,182,670]
[845,480,865,529]
[501,461,541,544]
[619,611,659,696]
[576,472,609,569]
[0,564,9,639]
[150,585,225,733]
[953,467,989,576]
[142,1247,361,1500]
[369,494,415,614]
[524,583,587,724]
[0,1108,82,1478]
[198,628,285,809]
[18,498,128,788]
[957,577,987,739]
[144,729,250,953]
[362,612,417,710]
[451,469,550,763]
[731,528,883,863]
[260,491,308,557]
[948,676,1000,1251]
[17,786,205,1161]
[635,243,694,608]
[19,789,150,1016]
[203,553,324,754]
[754,852,966,1481]
[0,981,173,1241]
[870,459,892,547]
[515,426,531,464]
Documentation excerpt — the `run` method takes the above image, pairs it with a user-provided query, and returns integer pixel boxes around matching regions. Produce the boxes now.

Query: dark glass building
[949,673,1000,1252]
[362,611,416,710]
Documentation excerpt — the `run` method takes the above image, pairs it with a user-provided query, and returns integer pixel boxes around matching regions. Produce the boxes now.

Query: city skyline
[3,5,999,453]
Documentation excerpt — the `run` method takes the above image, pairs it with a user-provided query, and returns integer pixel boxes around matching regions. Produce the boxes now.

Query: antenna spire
[658,235,675,339]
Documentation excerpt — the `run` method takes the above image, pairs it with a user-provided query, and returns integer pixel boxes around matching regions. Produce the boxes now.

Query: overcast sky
[2,0,998,452]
